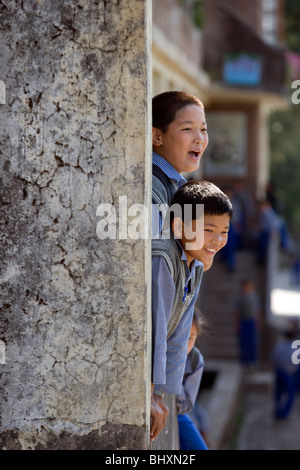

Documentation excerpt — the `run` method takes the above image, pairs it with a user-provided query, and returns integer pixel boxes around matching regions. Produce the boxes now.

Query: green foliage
[268,2,300,237]
[193,0,205,28]
[269,93,300,236]
[284,0,300,53]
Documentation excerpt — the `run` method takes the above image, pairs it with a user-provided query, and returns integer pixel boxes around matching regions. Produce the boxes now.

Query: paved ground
[234,370,300,451]
[232,264,300,451]
[195,264,300,451]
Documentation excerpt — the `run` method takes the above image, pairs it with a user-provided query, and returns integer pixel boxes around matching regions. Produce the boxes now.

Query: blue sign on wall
[223,53,262,86]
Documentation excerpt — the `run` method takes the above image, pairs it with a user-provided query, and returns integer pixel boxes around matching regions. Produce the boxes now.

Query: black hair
[193,307,205,336]
[168,180,233,226]
[152,91,205,133]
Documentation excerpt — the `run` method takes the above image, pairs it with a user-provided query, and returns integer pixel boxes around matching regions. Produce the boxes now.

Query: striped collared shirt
[153,151,187,186]
[152,151,187,236]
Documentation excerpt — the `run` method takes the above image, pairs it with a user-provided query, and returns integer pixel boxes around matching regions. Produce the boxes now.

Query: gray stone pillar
[0,0,152,450]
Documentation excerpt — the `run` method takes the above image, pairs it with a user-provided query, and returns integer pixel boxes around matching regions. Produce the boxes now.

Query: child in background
[234,279,262,368]
[152,91,208,237]
[176,307,209,450]
[271,327,299,420]
[151,180,233,441]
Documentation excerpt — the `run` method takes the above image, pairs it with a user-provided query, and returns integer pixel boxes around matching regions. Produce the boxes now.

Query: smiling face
[180,213,230,270]
[196,213,230,271]
[173,216,205,267]
[152,104,208,173]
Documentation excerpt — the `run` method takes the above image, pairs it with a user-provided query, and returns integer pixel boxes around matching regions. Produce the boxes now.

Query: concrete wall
[0,0,152,450]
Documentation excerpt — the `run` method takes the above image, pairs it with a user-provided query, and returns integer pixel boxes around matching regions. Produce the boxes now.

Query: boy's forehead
[204,213,231,227]
[175,104,205,121]
[179,119,207,125]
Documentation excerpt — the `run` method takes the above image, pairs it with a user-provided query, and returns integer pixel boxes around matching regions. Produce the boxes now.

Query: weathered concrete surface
[0,0,152,449]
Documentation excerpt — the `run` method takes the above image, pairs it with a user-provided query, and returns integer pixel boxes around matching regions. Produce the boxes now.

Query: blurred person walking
[234,279,262,368]
[271,328,300,420]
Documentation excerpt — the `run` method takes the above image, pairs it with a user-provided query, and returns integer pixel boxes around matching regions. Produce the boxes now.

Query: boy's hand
[150,394,169,441]
[150,394,164,441]
[153,394,169,427]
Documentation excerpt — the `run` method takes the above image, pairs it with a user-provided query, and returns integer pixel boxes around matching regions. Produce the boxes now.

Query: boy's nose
[211,233,222,245]
[194,130,204,144]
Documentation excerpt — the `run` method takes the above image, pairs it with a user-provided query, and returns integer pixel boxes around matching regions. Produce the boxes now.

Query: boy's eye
[183,128,192,131]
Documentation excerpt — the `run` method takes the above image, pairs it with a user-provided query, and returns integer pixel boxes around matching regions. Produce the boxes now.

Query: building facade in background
[153,0,287,199]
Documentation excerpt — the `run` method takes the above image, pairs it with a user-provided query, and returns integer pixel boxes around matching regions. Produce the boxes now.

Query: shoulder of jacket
[152,238,182,279]
[152,174,169,200]
[189,346,204,370]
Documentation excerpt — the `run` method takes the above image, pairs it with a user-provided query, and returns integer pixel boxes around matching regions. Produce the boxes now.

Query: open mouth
[188,151,200,160]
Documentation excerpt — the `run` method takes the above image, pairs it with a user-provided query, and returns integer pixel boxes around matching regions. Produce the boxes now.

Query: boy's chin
[191,254,213,272]
[184,161,200,173]
[203,260,214,272]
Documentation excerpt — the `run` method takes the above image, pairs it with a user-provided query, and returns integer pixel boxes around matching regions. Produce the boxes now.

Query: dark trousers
[178,414,208,450]
[274,369,296,419]
[239,318,257,366]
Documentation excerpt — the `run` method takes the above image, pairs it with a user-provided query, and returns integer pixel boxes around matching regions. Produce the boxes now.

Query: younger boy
[151,180,233,441]
[152,91,208,237]
[176,307,209,450]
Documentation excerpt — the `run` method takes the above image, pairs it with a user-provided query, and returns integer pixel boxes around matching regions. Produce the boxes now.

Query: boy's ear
[172,217,183,239]
[152,127,163,147]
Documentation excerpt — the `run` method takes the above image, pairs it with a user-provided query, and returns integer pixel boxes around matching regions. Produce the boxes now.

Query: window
[261,0,280,44]
[262,0,278,11]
